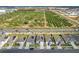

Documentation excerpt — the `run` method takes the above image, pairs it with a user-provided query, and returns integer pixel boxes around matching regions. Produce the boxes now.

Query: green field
[0,10,73,28]
[45,11,72,27]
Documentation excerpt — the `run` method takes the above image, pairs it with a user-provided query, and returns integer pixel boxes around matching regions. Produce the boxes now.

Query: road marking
[70,41,78,49]
[10,36,18,47]
[40,42,44,49]
[25,42,30,49]
[18,42,24,49]
[57,45,62,49]
[0,37,10,48]
[46,42,51,49]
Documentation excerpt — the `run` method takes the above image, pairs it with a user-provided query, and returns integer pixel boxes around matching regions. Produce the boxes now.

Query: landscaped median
[5,31,79,37]
[6,32,29,36]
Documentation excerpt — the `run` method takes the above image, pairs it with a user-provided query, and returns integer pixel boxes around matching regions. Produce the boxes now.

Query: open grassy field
[0,10,73,28]
[45,11,73,27]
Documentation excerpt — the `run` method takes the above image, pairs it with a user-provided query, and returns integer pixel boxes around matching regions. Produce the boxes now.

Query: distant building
[0,10,6,13]
[64,11,79,18]
[64,11,79,15]
[0,8,16,13]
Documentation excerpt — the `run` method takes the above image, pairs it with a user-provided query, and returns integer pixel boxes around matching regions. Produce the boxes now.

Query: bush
[13,43,20,46]
[3,43,9,47]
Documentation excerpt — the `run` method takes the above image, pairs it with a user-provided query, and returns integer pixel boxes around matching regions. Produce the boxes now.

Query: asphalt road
[0,28,79,34]
[0,49,79,53]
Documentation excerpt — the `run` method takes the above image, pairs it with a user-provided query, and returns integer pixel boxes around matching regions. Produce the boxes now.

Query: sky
[0,6,79,8]
[0,0,79,6]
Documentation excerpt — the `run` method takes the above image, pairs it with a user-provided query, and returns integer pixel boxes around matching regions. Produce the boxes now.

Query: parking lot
[0,33,79,50]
